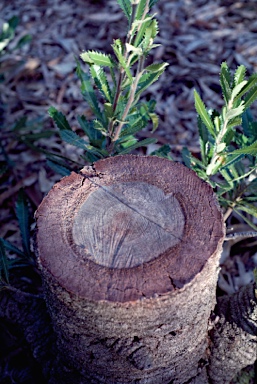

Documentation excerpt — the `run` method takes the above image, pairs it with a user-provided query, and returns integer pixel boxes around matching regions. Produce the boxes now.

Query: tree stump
[36,155,225,383]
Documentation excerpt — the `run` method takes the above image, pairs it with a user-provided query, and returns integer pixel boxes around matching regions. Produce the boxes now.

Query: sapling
[49,0,168,165]
[185,63,257,229]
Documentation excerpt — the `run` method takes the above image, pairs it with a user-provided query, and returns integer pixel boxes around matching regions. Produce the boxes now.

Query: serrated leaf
[0,239,9,283]
[90,65,112,102]
[244,85,257,110]
[135,69,166,101]
[59,130,88,150]
[236,73,257,99]
[133,17,154,47]
[46,160,71,176]
[48,107,72,131]
[76,62,105,124]
[231,80,247,101]
[117,0,131,19]
[225,101,245,121]
[197,117,209,164]
[118,137,156,154]
[230,140,257,156]
[16,190,31,257]
[220,153,244,169]
[194,90,215,137]
[234,65,246,86]
[80,51,115,67]
[78,116,105,147]
[220,62,232,104]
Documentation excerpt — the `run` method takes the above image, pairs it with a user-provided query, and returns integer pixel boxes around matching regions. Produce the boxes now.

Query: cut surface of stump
[72,182,185,268]
[36,155,225,384]
[36,155,224,303]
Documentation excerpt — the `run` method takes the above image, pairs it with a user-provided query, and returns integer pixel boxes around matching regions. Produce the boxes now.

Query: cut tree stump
[36,155,225,383]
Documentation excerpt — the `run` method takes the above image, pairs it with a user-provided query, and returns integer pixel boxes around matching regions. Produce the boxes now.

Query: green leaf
[117,0,132,19]
[133,17,153,47]
[242,110,254,138]
[59,130,88,150]
[225,101,245,121]
[194,90,215,137]
[181,147,192,169]
[220,62,232,104]
[236,202,257,218]
[244,85,257,110]
[0,238,26,258]
[16,190,31,257]
[90,65,112,102]
[12,116,27,131]
[7,16,19,30]
[46,160,71,176]
[231,80,247,101]
[118,137,156,154]
[149,112,159,132]
[0,239,9,283]
[197,117,209,164]
[236,73,257,99]
[145,62,168,73]
[77,115,105,147]
[48,107,72,131]
[135,0,149,20]
[234,65,246,86]
[120,135,138,148]
[80,51,115,67]
[230,140,257,156]
[135,69,166,101]
[21,130,55,140]
[76,61,105,124]
[15,34,32,50]
[112,39,133,82]
[220,153,244,169]
[150,144,173,159]
[234,209,257,231]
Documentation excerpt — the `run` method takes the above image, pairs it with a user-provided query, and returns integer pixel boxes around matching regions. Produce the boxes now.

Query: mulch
[0,0,257,382]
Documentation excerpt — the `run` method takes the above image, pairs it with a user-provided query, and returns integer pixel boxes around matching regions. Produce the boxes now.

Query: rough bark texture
[35,155,225,383]
[208,283,257,384]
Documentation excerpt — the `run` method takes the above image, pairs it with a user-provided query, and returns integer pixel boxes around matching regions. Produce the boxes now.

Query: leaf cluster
[184,63,257,227]
[49,0,168,160]
[0,190,35,289]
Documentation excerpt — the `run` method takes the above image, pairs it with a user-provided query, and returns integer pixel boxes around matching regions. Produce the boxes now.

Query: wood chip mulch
[0,0,257,383]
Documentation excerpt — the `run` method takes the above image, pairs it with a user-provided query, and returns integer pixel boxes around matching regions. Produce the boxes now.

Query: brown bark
[36,155,225,383]
[208,283,257,384]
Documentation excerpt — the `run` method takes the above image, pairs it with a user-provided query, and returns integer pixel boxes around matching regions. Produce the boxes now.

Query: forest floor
[0,0,257,383]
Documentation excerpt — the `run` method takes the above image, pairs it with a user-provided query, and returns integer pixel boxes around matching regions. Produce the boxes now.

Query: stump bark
[36,155,225,383]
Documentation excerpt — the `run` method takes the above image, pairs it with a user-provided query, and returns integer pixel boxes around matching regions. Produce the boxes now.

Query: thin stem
[107,4,137,142]
[112,55,145,143]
